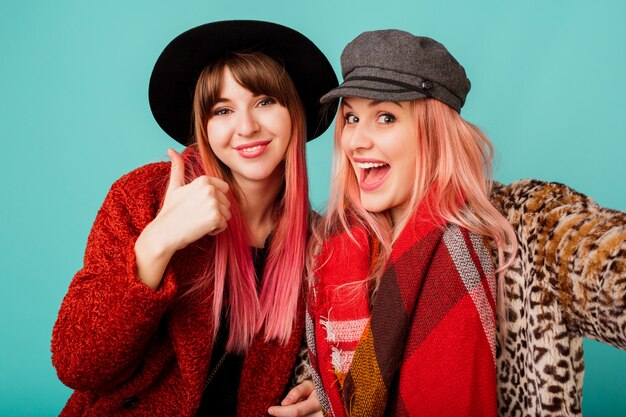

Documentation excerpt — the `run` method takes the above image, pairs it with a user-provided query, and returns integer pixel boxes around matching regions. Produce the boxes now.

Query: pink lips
[354,157,391,192]
[234,140,271,158]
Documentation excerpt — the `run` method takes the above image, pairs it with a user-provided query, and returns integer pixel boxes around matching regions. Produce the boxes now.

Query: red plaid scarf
[307,209,497,416]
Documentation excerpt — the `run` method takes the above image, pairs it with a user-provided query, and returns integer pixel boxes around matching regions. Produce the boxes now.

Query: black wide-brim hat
[149,20,339,145]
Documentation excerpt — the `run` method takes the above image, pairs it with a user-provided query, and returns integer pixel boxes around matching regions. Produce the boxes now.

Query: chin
[359,195,392,214]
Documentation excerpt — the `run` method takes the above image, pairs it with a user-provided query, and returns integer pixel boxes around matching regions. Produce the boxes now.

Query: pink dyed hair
[189,52,309,352]
[317,98,518,323]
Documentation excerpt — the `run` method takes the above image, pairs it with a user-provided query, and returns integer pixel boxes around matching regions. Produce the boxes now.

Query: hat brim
[320,78,428,104]
[149,20,338,145]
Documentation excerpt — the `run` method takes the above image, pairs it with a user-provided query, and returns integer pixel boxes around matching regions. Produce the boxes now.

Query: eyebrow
[369,100,402,108]
[213,98,230,105]
[212,93,268,106]
[342,99,402,109]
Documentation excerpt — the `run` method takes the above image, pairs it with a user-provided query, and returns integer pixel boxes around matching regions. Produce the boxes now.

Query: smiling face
[206,67,292,189]
[340,97,418,221]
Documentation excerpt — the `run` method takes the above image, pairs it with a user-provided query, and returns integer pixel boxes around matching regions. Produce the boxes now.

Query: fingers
[267,401,321,417]
[281,380,314,406]
[184,176,231,236]
[166,148,185,194]
[189,176,232,217]
[268,381,320,417]
[189,176,230,200]
[160,150,232,241]
[209,207,230,235]
[207,176,230,194]
[209,198,231,235]
[210,181,231,209]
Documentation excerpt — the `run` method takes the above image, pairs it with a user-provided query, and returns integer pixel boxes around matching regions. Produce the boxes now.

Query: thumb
[166,148,185,193]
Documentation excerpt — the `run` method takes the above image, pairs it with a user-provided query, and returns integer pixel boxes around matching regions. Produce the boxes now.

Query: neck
[390,203,409,229]
[234,172,283,248]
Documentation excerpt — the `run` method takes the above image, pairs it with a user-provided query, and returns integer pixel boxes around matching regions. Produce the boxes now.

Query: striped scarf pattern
[307,211,497,417]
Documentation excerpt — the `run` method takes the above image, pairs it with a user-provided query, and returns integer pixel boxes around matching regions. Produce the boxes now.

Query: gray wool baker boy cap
[321,29,471,112]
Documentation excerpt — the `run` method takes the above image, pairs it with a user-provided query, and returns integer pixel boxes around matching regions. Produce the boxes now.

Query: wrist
[134,222,178,291]
[137,220,178,259]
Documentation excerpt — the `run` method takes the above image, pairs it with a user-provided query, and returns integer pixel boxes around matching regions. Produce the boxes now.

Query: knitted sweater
[490,180,626,417]
[51,157,305,416]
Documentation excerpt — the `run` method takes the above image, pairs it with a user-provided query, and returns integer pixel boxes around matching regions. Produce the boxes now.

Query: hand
[154,148,231,251]
[134,148,231,290]
[267,380,322,417]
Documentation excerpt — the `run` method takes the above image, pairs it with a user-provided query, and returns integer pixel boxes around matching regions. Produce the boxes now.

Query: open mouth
[357,161,390,191]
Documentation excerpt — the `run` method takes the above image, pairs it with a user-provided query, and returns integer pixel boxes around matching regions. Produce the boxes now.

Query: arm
[51,166,178,391]
[493,179,626,348]
[52,150,232,391]
[134,148,230,290]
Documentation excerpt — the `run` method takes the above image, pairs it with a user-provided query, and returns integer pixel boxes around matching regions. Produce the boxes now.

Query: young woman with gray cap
[51,20,336,416]
[306,29,626,416]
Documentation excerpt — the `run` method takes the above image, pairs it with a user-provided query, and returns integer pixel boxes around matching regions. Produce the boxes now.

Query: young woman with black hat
[306,29,626,416]
[51,20,336,417]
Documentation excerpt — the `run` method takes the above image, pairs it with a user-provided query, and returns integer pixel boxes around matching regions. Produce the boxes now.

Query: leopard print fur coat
[491,179,625,417]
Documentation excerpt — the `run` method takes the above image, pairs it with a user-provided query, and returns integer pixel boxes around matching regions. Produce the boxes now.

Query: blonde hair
[315,98,517,323]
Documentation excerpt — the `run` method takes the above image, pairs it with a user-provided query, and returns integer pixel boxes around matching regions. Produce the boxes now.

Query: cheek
[397,153,415,178]
[339,131,352,157]
[392,136,417,170]
[269,107,292,131]
[273,115,293,155]
[206,130,223,152]
[258,110,291,153]
[206,120,228,146]
[338,136,358,176]
[278,116,292,141]
[394,156,416,198]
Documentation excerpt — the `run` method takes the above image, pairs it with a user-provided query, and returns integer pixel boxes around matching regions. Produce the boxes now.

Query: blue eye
[377,113,395,124]
[344,114,359,124]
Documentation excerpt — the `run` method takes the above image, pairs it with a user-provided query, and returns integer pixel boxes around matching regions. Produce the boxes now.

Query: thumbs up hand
[158,148,231,251]
[133,148,231,290]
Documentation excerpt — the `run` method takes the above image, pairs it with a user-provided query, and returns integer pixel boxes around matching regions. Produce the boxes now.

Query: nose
[236,109,260,137]
[343,122,373,152]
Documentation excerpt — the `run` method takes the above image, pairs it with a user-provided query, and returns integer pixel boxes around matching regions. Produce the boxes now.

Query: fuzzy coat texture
[51,152,306,417]
[490,180,626,417]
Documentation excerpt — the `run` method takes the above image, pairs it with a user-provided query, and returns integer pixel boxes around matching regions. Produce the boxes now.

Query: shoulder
[111,161,170,196]
[490,179,600,220]
[491,179,591,206]
[108,146,201,206]
[104,161,171,215]
[83,161,172,236]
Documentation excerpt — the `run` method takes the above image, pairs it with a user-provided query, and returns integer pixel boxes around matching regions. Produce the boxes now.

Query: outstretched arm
[493,180,626,348]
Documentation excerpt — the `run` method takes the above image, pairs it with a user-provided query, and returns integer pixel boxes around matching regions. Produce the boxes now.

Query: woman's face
[207,67,292,188]
[341,97,417,221]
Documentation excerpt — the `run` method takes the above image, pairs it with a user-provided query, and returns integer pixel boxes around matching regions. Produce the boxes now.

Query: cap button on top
[421,80,433,91]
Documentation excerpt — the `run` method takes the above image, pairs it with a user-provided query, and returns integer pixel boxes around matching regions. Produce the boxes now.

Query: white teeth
[241,145,262,152]
[357,162,387,169]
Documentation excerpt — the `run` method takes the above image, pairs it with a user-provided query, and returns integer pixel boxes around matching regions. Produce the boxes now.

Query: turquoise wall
[1,0,624,415]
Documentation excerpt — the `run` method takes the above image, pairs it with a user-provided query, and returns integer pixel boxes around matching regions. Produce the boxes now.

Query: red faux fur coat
[51,150,305,416]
